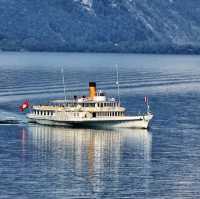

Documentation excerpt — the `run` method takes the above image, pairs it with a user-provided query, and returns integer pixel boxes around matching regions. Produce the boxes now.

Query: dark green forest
[0,0,200,53]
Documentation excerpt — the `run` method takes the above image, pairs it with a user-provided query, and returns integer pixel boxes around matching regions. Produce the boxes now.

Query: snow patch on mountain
[76,0,93,10]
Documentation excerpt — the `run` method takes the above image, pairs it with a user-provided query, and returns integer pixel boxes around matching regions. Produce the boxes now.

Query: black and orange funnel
[89,82,96,99]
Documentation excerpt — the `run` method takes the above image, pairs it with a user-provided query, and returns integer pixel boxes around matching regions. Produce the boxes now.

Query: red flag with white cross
[19,100,29,112]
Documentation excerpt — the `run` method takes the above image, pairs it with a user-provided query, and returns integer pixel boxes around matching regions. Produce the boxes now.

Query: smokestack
[89,82,96,99]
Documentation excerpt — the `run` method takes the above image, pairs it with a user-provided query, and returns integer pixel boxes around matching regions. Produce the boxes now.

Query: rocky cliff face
[0,0,200,53]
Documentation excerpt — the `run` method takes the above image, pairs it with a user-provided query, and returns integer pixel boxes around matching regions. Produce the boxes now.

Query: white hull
[27,114,153,129]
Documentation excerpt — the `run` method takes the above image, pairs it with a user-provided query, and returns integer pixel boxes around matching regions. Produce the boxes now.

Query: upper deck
[32,100,125,112]
[31,81,125,113]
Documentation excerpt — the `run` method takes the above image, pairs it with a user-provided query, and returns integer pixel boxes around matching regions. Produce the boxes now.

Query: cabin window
[92,113,96,118]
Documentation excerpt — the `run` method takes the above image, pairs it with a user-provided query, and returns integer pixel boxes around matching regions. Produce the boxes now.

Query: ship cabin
[31,82,125,119]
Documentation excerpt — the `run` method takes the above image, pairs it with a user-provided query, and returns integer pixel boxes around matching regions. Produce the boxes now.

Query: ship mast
[116,64,121,104]
[61,67,67,101]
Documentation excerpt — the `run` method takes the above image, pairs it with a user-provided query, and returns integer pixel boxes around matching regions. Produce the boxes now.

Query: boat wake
[0,111,22,125]
[0,118,20,125]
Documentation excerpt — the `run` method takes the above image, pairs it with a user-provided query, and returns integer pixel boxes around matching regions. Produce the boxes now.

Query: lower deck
[27,113,153,129]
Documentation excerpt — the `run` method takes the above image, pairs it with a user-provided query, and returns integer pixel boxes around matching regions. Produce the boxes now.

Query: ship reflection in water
[25,125,152,198]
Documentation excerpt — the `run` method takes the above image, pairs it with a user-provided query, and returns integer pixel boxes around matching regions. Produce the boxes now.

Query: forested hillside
[0,0,200,53]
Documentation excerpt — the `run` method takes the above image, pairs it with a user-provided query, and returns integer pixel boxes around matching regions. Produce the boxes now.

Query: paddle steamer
[27,82,153,129]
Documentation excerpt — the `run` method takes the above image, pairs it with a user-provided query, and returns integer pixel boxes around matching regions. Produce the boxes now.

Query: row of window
[80,102,119,108]
[97,102,119,108]
[40,102,120,109]
[32,110,124,118]
[95,112,124,117]
[33,110,54,116]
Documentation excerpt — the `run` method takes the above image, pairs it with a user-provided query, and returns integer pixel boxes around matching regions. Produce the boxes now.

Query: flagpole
[146,96,150,114]
[144,96,150,114]
[61,67,67,101]
[116,64,120,104]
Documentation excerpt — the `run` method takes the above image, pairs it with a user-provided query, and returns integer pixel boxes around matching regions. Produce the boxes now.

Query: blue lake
[0,52,200,198]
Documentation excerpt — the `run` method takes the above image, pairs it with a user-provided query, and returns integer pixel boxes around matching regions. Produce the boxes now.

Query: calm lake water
[0,52,200,198]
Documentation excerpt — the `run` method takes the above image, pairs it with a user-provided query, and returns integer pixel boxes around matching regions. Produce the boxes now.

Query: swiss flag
[19,100,29,112]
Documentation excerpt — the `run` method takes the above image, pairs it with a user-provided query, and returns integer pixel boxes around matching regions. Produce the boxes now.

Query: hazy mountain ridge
[0,0,200,53]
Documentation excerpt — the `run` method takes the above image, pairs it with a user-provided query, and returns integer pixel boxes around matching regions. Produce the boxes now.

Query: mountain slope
[0,0,200,53]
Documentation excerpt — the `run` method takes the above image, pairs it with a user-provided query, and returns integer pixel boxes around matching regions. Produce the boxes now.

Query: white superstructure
[27,82,153,129]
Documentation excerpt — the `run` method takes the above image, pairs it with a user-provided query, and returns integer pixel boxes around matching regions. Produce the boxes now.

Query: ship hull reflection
[27,124,152,195]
